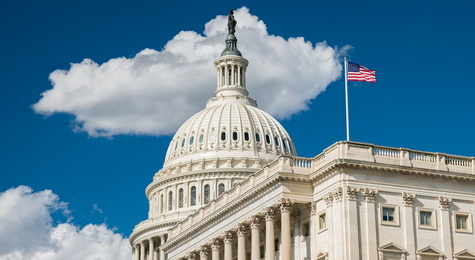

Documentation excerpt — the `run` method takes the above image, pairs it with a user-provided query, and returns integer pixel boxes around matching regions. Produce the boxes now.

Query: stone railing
[311,141,474,175]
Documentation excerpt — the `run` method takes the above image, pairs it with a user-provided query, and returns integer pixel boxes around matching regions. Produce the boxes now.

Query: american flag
[347,62,376,83]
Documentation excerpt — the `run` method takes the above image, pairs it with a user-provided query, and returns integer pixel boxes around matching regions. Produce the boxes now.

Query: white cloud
[0,186,130,260]
[33,7,345,137]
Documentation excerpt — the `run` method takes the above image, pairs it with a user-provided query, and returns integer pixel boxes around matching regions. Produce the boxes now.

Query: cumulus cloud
[33,7,345,137]
[0,186,130,260]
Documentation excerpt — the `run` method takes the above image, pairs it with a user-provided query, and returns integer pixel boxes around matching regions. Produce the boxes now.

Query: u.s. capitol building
[130,12,475,260]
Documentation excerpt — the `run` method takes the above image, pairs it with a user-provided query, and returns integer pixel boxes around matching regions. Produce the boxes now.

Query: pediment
[417,246,444,256]
[454,249,475,258]
[316,251,328,260]
[379,242,407,253]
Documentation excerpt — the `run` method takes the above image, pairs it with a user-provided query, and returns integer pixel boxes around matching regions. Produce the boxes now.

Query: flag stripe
[347,61,376,83]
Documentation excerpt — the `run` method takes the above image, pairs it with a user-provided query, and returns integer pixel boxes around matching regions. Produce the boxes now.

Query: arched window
[181,138,185,147]
[189,136,194,145]
[244,132,250,141]
[274,137,279,146]
[255,133,261,143]
[204,185,210,204]
[190,186,196,206]
[218,183,225,196]
[232,131,238,141]
[221,132,226,141]
[199,133,204,143]
[265,134,271,144]
[178,188,184,208]
[168,191,173,211]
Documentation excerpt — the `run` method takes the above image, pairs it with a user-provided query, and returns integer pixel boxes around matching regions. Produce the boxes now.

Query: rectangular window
[302,222,310,237]
[381,205,399,226]
[455,213,470,231]
[382,207,395,222]
[420,211,432,226]
[319,213,327,230]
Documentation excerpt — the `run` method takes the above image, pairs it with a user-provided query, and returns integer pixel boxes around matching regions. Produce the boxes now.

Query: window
[189,136,194,145]
[181,138,185,147]
[319,213,327,230]
[455,213,470,232]
[232,131,238,141]
[419,210,435,228]
[199,133,204,143]
[265,134,271,144]
[174,141,178,150]
[190,186,196,206]
[178,188,184,208]
[274,137,279,146]
[220,132,226,141]
[255,133,261,143]
[218,183,225,196]
[282,138,288,150]
[168,191,173,211]
[381,205,399,226]
[244,132,250,141]
[209,131,215,143]
[204,184,210,204]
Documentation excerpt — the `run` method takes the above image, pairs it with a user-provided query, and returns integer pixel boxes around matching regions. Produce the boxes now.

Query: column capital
[199,246,210,257]
[264,207,275,221]
[187,252,199,260]
[439,196,452,210]
[346,186,359,201]
[308,201,316,216]
[362,188,378,202]
[223,231,233,243]
[332,187,343,202]
[210,238,222,250]
[279,198,293,212]
[249,216,261,229]
[402,192,415,206]
[323,192,333,206]
[236,223,248,237]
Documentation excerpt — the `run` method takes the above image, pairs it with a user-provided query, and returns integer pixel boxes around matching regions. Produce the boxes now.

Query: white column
[223,232,233,260]
[309,202,317,260]
[346,186,360,259]
[439,197,453,258]
[237,65,241,86]
[236,224,247,260]
[362,188,378,260]
[159,235,166,260]
[231,65,235,85]
[402,193,415,260]
[280,199,292,260]
[200,246,210,260]
[265,208,275,260]
[293,211,301,260]
[210,239,221,260]
[148,239,154,260]
[140,241,145,260]
[250,216,261,260]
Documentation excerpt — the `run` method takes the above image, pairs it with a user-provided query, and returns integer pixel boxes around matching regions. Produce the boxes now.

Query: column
[293,211,301,260]
[133,244,138,260]
[200,246,210,260]
[439,197,453,258]
[250,216,261,260]
[210,239,221,260]
[265,208,275,260]
[159,234,167,260]
[362,188,378,260]
[280,199,293,260]
[236,224,247,260]
[309,202,317,260]
[346,186,360,259]
[402,192,415,260]
[223,232,233,260]
[140,241,146,260]
[149,239,154,260]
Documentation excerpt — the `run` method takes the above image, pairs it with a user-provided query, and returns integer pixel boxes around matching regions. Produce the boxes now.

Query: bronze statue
[227,9,236,34]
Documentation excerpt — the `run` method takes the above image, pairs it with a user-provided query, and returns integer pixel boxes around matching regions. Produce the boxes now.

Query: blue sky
[1,0,474,258]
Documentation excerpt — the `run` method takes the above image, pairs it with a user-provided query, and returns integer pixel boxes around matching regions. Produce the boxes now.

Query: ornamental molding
[362,188,378,202]
[438,196,452,210]
[130,221,179,244]
[308,201,316,215]
[323,193,333,206]
[402,192,416,206]
[346,186,359,201]
[332,187,343,202]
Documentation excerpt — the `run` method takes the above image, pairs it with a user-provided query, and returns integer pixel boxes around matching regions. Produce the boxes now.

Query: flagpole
[344,57,350,141]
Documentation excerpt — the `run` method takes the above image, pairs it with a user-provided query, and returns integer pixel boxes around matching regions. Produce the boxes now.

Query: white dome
[163,97,296,169]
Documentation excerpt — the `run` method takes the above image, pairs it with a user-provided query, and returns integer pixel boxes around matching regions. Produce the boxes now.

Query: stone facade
[130,17,475,260]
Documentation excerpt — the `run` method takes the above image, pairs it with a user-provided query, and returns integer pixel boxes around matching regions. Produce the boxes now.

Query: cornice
[129,220,179,244]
